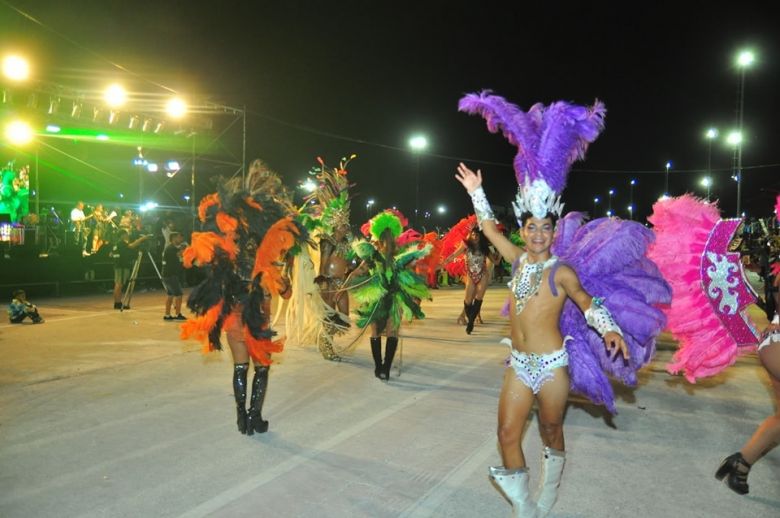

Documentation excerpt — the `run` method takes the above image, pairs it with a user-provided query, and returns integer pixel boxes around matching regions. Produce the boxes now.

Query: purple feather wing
[558,217,671,414]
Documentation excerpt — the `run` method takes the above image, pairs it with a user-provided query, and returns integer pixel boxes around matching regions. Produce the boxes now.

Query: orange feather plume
[180,302,224,354]
[198,193,221,222]
[252,218,299,294]
[244,326,285,366]
[216,212,239,235]
[183,232,238,267]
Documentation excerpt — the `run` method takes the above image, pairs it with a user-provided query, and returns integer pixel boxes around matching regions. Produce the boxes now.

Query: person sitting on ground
[162,231,187,321]
[8,289,44,324]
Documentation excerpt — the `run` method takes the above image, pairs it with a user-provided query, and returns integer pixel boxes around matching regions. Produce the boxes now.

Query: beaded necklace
[508,253,558,315]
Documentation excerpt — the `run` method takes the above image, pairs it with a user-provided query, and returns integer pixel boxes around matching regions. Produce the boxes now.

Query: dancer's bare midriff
[508,268,565,355]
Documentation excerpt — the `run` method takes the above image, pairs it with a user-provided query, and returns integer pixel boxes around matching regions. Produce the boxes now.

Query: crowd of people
[6,93,780,517]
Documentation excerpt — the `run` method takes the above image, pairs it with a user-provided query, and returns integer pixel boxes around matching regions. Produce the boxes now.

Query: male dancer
[456,163,627,516]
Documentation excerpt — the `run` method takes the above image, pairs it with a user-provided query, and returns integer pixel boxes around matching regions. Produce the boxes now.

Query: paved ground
[0,286,778,517]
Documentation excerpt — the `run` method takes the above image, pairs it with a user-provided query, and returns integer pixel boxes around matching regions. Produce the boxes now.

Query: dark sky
[3,0,780,226]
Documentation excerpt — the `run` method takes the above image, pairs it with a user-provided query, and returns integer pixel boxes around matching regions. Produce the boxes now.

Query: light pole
[727,131,742,208]
[734,49,755,216]
[627,204,634,219]
[705,128,718,179]
[664,161,671,197]
[408,134,428,229]
[607,189,614,217]
[629,179,636,220]
[365,198,375,219]
[700,177,712,201]
[593,197,600,217]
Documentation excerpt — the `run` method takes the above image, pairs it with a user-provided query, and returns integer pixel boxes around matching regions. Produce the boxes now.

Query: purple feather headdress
[458,91,606,220]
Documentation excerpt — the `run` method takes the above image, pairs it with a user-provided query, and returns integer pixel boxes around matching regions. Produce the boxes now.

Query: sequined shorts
[505,338,570,394]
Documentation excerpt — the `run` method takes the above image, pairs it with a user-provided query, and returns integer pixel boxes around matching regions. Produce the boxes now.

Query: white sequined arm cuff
[469,187,497,228]
[584,297,624,338]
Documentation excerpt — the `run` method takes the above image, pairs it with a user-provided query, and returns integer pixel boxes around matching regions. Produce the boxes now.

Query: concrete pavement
[0,286,777,517]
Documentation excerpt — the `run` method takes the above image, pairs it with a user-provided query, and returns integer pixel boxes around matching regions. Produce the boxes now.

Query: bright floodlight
[409,135,428,151]
[5,120,33,145]
[665,162,671,170]
[2,55,30,81]
[166,97,187,118]
[737,50,755,67]
[705,128,718,139]
[700,177,713,187]
[45,124,61,133]
[166,160,181,171]
[630,179,636,186]
[301,178,316,192]
[437,205,446,214]
[367,198,375,206]
[627,204,633,211]
[726,131,743,146]
[608,189,614,196]
[104,84,127,107]
[146,163,159,173]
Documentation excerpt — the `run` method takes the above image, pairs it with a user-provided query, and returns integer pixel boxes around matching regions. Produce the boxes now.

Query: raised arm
[555,264,630,360]
[455,163,521,264]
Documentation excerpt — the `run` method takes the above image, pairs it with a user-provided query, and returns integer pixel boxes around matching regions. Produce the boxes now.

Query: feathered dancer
[441,215,498,333]
[349,210,431,380]
[180,160,306,436]
[296,155,357,360]
[456,91,671,517]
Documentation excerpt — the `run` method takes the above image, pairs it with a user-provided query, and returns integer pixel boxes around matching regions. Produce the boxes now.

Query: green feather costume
[350,212,432,331]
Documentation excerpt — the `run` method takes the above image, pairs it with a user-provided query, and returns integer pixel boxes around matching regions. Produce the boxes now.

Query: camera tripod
[121,249,163,311]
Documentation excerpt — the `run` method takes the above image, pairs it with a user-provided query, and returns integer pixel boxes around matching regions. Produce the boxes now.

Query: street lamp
[365,198,375,219]
[734,49,755,216]
[627,204,634,218]
[437,204,446,215]
[607,189,614,216]
[705,128,718,185]
[700,176,712,201]
[664,162,671,197]
[408,134,428,228]
[593,197,600,217]
[629,179,636,220]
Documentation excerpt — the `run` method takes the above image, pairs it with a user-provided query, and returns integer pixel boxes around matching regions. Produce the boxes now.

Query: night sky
[3,0,779,227]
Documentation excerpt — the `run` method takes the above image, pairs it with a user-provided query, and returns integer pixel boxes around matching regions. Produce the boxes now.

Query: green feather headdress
[369,212,402,241]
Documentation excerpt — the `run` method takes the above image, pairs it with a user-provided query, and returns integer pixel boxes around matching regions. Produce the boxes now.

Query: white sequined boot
[536,447,565,517]
[489,466,538,517]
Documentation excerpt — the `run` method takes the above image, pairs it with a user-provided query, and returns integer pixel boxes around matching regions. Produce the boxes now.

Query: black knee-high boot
[232,363,249,434]
[247,365,270,435]
[465,299,481,334]
[370,336,383,379]
[381,337,399,380]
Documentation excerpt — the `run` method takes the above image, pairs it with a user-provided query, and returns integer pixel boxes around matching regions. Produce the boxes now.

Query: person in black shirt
[162,232,186,320]
[111,229,151,309]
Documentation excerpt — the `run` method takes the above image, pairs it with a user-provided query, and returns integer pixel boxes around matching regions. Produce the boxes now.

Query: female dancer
[444,225,494,334]
[350,210,430,380]
[181,163,301,435]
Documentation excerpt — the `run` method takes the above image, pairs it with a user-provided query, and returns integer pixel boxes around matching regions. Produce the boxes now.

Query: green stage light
[45,124,61,133]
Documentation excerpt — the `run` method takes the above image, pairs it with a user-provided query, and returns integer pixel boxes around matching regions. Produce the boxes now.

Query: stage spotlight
[92,107,101,122]
[128,116,140,129]
[2,55,30,81]
[108,110,120,125]
[141,118,153,132]
[1,89,9,104]
[96,134,109,141]
[104,84,126,107]
[5,120,34,145]
[166,97,187,118]
[165,160,180,171]
[146,163,158,173]
[70,101,82,118]
[153,121,165,133]
[45,124,61,133]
